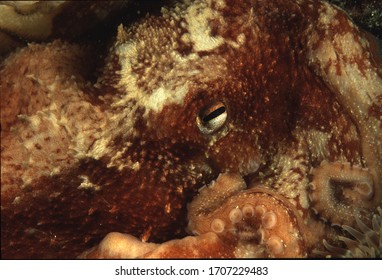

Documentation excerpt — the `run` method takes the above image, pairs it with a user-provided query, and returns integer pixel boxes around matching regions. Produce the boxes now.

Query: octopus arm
[188,173,308,258]
[79,232,234,259]
[302,0,382,207]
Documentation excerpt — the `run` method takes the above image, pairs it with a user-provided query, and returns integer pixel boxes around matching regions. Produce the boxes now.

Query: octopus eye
[197,101,228,134]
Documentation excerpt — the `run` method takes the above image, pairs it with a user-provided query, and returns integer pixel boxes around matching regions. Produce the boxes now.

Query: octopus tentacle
[304,0,382,207]
[79,231,235,259]
[1,0,381,259]
[309,161,376,226]
[187,173,247,229]
[188,173,307,258]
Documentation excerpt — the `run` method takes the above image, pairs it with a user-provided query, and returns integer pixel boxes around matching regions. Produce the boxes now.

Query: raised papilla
[1,0,381,258]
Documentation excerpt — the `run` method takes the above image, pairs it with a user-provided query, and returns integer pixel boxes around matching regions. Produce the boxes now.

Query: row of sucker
[309,161,376,227]
[187,173,307,258]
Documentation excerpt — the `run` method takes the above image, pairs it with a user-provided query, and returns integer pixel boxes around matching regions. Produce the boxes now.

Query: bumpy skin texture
[1,0,381,258]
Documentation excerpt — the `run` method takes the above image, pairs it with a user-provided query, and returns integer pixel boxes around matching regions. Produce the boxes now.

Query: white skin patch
[115,40,216,117]
[300,129,331,161]
[214,0,226,9]
[78,175,101,191]
[114,41,142,107]
[318,2,339,28]
[145,84,189,113]
[184,0,225,52]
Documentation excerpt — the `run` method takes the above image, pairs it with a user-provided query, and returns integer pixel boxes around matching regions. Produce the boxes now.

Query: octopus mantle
[1,0,382,259]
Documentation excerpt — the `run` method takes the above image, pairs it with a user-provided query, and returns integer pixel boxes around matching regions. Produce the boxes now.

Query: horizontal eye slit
[197,101,228,134]
[202,106,226,123]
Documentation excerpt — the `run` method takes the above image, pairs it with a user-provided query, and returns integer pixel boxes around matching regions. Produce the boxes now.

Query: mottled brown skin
[1,0,381,259]
[327,0,382,40]
[1,147,214,258]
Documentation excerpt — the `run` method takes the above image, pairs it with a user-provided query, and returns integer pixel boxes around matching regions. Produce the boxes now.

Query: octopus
[1,0,381,259]
[327,0,382,40]
[0,1,129,56]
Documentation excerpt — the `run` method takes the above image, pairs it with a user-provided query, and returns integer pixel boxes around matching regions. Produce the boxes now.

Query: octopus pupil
[202,106,226,123]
